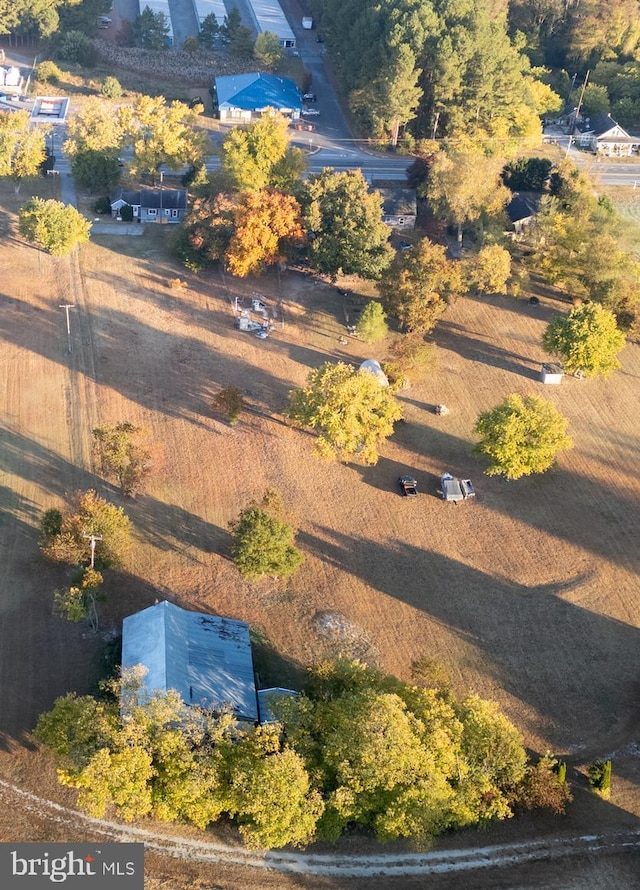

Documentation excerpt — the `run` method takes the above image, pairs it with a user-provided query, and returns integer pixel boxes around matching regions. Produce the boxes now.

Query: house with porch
[574,112,640,156]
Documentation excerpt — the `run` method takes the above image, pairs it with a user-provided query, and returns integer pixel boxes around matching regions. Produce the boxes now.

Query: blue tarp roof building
[215,72,301,119]
[121,600,258,722]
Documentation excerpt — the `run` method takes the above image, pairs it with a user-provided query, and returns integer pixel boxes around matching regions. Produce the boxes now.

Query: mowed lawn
[0,210,639,807]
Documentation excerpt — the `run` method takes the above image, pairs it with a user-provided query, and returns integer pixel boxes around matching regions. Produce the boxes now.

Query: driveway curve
[1,779,639,880]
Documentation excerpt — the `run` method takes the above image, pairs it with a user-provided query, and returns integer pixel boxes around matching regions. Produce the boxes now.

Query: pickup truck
[398,475,418,497]
[440,473,464,502]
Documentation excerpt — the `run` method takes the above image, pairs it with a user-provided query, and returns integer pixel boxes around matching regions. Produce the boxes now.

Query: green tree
[133,5,169,49]
[426,151,511,245]
[582,83,610,117]
[456,694,527,796]
[66,98,126,155]
[220,725,322,848]
[36,60,62,84]
[220,111,306,192]
[38,682,233,829]
[350,43,423,146]
[473,244,512,295]
[542,302,626,378]
[56,29,95,65]
[92,422,154,497]
[53,567,104,630]
[34,693,118,771]
[304,170,393,280]
[0,0,63,38]
[122,95,207,181]
[0,109,46,194]
[213,385,244,425]
[60,744,155,821]
[474,394,572,480]
[101,76,122,99]
[230,501,304,580]
[39,489,132,569]
[356,301,388,343]
[378,238,464,333]
[254,31,283,68]
[18,198,91,256]
[287,361,402,464]
[198,12,219,49]
[502,157,553,192]
[279,659,532,844]
[588,759,612,799]
[71,150,122,191]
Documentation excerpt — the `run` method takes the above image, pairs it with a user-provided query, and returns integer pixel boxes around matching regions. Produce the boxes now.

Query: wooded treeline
[310,0,640,145]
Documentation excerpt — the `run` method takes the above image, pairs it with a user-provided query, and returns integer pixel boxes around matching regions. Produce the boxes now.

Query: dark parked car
[303,93,317,102]
[398,475,418,497]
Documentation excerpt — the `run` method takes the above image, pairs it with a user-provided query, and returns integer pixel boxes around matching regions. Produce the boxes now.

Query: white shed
[540,363,563,384]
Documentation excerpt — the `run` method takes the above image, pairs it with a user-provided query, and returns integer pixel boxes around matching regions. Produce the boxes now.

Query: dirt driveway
[0,217,639,883]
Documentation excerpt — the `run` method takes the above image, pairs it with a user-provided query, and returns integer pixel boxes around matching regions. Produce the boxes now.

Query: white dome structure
[359,359,389,387]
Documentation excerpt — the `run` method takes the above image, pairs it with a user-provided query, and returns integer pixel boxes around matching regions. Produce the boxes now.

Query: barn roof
[121,600,258,721]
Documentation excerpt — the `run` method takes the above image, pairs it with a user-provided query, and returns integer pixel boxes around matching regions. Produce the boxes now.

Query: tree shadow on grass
[436,318,543,380]
[298,525,640,752]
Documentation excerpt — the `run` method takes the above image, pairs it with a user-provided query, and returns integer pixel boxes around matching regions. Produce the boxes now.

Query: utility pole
[59,303,75,354]
[83,533,103,570]
[566,70,590,159]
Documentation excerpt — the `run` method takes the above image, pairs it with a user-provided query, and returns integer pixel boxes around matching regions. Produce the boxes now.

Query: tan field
[0,197,639,886]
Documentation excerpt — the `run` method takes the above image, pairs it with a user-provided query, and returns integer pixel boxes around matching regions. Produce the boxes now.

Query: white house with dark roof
[575,112,640,156]
[110,188,187,223]
[214,72,301,121]
[121,600,259,722]
[380,188,417,230]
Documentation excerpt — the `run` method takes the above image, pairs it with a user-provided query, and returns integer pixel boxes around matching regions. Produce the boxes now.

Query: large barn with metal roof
[121,600,259,723]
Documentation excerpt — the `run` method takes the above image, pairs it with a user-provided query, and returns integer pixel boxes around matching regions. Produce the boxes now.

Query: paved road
[549,135,640,188]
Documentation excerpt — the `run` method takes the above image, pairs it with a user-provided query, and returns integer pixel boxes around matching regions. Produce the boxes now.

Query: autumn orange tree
[226,189,305,277]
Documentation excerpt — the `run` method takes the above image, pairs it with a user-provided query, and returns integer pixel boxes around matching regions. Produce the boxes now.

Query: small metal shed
[540,363,563,384]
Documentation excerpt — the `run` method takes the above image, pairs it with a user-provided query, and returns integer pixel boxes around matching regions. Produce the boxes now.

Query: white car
[255,329,269,339]
[301,107,320,116]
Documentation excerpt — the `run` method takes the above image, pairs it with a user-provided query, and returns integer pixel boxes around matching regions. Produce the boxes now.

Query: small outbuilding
[540,363,563,384]
[121,600,259,722]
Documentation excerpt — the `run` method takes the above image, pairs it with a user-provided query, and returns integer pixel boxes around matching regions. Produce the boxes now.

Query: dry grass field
[0,183,639,885]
